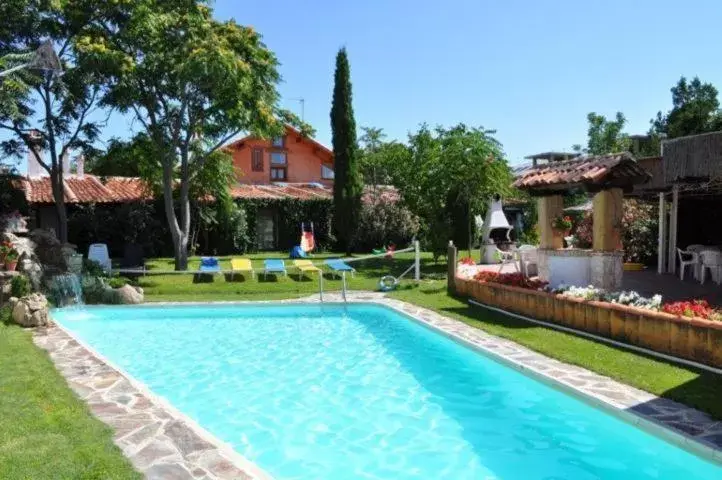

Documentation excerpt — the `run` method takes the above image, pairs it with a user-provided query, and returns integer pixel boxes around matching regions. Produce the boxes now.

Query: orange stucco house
[225,125,334,187]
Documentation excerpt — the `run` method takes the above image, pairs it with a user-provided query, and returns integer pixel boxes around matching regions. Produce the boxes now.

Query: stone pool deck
[37,292,722,479]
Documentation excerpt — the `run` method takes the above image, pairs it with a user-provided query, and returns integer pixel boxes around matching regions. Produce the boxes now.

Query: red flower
[662,300,716,319]
[458,257,475,266]
[473,271,547,290]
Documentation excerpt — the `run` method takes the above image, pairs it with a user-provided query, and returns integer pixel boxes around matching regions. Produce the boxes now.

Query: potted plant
[552,215,573,236]
[4,248,19,271]
[0,240,13,270]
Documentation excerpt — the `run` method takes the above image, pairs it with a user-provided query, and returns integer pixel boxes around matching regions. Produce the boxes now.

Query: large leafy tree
[651,76,722,139]
[0,1,110,243]
[81,1,304,269]
[573,112,630,155]
[389,124,512,258]
[359,126,397,186]
[330,47,363,254]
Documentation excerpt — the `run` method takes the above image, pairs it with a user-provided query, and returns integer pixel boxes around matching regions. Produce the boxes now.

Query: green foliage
[358,141,408,187]
[621,199,658,264]
[355,195,420,251]
[359,126,393,185]
[387,123,512,259]
[0,1,118,243]
[517,195,539,245]
[242,198,335,252]
[651,76,722,139]
[108,277,129,289]
[0,173,27,217]
[82,258,107,278]
[84,135,155,177]
[80,0,306,270]
[67,201,168,257]
[331,47,363,254]
[10,274,31,297]
[574,112,630,155]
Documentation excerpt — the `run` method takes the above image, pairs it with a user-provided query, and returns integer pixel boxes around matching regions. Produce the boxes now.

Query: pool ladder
[316,270,347,303]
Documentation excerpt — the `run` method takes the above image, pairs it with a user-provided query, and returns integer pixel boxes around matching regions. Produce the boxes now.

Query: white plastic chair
[88,243,111,273]
[518,245,538,278]
[496,246,519,273]
[676,248,698,281]
[686,245,706,279]
[699,250,722,285]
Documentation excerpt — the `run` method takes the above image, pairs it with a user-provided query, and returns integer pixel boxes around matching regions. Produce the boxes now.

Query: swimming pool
[54,303,721,479]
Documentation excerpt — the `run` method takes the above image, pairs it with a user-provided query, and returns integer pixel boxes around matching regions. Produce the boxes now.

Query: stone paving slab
[37,291,722,479]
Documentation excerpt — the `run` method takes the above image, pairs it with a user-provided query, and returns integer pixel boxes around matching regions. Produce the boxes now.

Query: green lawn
[135,253,722,419]
[0,307,140,480]
[135,251,449,302]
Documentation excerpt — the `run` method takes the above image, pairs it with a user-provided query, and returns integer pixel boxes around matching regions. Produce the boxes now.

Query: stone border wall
[454,277,722,368]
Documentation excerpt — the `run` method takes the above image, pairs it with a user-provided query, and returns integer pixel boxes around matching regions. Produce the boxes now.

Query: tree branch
[59,87,98,160]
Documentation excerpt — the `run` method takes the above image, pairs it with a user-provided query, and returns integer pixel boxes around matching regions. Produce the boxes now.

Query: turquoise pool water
[54,303,721,480]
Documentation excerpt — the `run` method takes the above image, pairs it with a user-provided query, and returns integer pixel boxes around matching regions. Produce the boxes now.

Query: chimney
[62,150,71,175]
[25,129,46,178]
[75,154,84,177]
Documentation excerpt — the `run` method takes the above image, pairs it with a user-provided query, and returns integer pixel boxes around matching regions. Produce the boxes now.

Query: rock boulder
[113,284,144,304]
[12,293,50,327]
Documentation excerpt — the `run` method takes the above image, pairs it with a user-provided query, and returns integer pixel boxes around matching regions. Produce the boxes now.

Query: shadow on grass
[223,273,248,283]
[258,274,280,283]
[289,273,313,282]
[192,273,216,284]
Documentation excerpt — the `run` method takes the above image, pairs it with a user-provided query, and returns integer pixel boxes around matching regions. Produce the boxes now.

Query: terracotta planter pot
[4,261,17,271]
[623,262,644,271]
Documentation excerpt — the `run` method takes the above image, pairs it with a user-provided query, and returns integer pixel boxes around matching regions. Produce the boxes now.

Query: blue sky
[7,0,722,171]
[209,0,722,165]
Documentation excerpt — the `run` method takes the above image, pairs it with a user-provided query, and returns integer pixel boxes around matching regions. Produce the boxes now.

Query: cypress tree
[330,47,362,254]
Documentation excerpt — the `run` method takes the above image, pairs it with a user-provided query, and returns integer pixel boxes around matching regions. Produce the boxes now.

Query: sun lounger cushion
[324,259,354,271]
[264,259,286,272]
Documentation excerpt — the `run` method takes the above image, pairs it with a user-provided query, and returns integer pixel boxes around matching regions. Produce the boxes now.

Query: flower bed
[473,271,548,290]
[454,276,722,367]
[662,300,722,322]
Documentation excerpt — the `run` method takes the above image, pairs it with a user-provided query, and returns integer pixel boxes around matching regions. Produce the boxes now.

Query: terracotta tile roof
[17,175,152,204]
[230,183,332,200]
[17,176,333,204]
[512,153,651,192]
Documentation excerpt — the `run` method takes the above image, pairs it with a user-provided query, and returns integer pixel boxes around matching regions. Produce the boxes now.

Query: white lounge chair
[88,243,111,273]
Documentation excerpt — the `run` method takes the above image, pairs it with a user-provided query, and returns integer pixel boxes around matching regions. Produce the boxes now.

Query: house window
[272,136,285,148]
[270,152,287,165]
[251,148,263,171]
[271,166,287,180]
[321,164,335,179]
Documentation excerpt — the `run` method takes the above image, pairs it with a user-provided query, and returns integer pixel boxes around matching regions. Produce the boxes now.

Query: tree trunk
[161,162,188,270]
[51,168,68,244]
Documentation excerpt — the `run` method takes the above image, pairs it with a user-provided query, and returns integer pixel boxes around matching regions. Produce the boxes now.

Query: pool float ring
[378,275,398,291]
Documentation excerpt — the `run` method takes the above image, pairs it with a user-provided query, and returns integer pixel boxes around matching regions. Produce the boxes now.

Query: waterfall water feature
[50,273,83,306]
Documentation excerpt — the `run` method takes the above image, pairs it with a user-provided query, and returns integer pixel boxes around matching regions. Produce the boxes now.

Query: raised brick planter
[455,277,722,368]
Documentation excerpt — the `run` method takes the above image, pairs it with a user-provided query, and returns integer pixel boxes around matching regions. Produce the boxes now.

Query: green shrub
[83,259,107,278]
[108,277,129,289]
[355,197,420,251]
[81,276,108,304]
[10,274,31,297]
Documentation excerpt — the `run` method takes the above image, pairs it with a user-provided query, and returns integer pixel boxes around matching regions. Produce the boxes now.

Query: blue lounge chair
[199,256,221,273]
[195,256,220,282]
[324,259,355,278]
[263,259,287,278]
